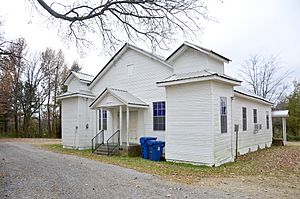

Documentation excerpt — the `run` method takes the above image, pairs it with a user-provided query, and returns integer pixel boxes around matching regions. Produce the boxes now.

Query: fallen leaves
[41,144,300,186]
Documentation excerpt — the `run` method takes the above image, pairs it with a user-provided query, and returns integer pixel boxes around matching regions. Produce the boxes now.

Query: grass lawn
[41,144,300,184]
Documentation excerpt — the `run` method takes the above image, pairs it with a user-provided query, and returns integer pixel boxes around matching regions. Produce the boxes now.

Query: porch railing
[107,129,120,156]
[91,130,104,153]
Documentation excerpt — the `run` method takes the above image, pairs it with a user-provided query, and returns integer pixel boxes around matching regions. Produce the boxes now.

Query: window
[266,111,269,129]
[253,109,257,124]
[153,101,165,131]
[99,109,107,130]
[127,64,134,77]
[242,107,247,131]
[220,97,227,133]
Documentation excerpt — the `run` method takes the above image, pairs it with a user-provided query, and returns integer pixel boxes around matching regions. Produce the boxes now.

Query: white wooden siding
[62,97,79,148]
[100,93,123,107]
[211,82,235,166]
[165,81,214,165]
[77,97,96,149]
[90,49,173,141]
[232,96,272,155]
[67,77,90,93]
[170,48,224,74]
[62,97,95,149]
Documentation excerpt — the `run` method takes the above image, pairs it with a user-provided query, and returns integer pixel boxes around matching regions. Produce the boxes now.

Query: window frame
[253,109,257,124]
[242,107,247,131]
[153,101,166,131]
[266,111,270,129]
[99,109,107,130]
[220,97,227,133]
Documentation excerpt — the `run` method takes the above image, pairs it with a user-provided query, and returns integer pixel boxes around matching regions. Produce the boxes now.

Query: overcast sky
[1,0,299,84]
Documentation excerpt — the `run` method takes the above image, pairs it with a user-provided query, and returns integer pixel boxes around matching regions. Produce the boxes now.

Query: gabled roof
[157,70,241,86]
[90,88,148,109]
[233,86,273,105]
[88,43,173,88]
[63,71,94,85]
[166,41,231,63]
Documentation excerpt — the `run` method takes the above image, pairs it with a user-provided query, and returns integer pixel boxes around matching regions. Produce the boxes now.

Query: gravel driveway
[0,141,295,199]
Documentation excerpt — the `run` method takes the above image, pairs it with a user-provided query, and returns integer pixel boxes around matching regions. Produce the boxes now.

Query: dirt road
[0,140,298,198]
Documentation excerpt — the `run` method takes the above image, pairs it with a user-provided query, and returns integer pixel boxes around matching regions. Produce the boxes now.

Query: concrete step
[94,144,119,156]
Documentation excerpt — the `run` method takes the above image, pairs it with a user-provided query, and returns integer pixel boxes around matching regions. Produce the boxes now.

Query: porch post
[119,106,123,146]
[95,109,98,135]
[100,108,103,130]
[126,106,129,146]
[282,117,287,145]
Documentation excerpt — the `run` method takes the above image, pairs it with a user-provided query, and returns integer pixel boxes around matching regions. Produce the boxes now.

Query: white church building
[58,42,273,166]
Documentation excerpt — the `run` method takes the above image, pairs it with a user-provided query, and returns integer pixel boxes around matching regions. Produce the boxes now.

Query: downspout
[230,96,234,161]
[211,81,215,166]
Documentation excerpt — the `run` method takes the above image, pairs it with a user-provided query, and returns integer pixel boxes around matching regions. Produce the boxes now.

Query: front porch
[272,110,289,146]
[90,88,149,155]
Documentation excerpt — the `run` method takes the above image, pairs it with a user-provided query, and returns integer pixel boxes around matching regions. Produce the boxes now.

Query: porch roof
[90,88,149,109]
[57,91,95,100]
[272,110,289,118]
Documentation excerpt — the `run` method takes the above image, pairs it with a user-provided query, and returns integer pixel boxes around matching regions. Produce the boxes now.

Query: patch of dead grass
[40,144,300,185]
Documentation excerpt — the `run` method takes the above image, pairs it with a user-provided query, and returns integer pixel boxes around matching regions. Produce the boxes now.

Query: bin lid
[140,137,157,144]
[147,140,157,145]
[147,140,165,146]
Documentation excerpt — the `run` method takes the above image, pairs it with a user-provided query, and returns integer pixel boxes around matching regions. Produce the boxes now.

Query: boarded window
[242,107,247,131]
[220,97,227,133]
[253,109,257,124]
[99,109,107,130]
[266,111,270,129]
[127,64,134,77]
[153,101,165,131]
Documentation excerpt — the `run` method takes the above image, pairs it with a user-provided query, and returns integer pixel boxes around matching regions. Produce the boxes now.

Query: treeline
[0,38,79,138]
[275,81,300,140]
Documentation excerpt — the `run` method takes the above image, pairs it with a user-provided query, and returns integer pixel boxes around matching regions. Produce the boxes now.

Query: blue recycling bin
[139,137,157,159]
[148,140,165,161]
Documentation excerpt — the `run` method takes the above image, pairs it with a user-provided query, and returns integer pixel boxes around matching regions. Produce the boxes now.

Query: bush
[287,134,300,141]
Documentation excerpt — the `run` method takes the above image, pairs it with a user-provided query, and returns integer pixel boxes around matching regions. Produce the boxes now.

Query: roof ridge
[126,43,166,61]
[108,87,128,92]
[89,43,173,88]
[167,42,231,62]
[184,41,211,52]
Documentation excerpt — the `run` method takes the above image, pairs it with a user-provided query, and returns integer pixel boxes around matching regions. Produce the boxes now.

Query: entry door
[120,111,138,143]
[129,111,138,142]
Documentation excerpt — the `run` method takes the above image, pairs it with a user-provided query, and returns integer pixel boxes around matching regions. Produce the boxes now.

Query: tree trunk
[23,114,30,137]
[52,66,59,138]
[47,76,51,137]
[38,104,41,137]
[14,111,19,137]
[4,114,8,135]
[58,103,62,138]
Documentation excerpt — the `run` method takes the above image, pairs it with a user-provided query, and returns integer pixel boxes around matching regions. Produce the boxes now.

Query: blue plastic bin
[148,140,165,161]
[139,137,157,159]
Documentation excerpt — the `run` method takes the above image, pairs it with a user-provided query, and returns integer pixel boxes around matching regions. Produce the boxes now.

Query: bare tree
[7,38,27,136]
[239,54,290,103]
[0,20,23,57]
[0,20,11,56]
[52,50,66,137]
[32,0,210,52]
[40,48,57,136]
[20,54,46,136]
[40,48,67,137]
